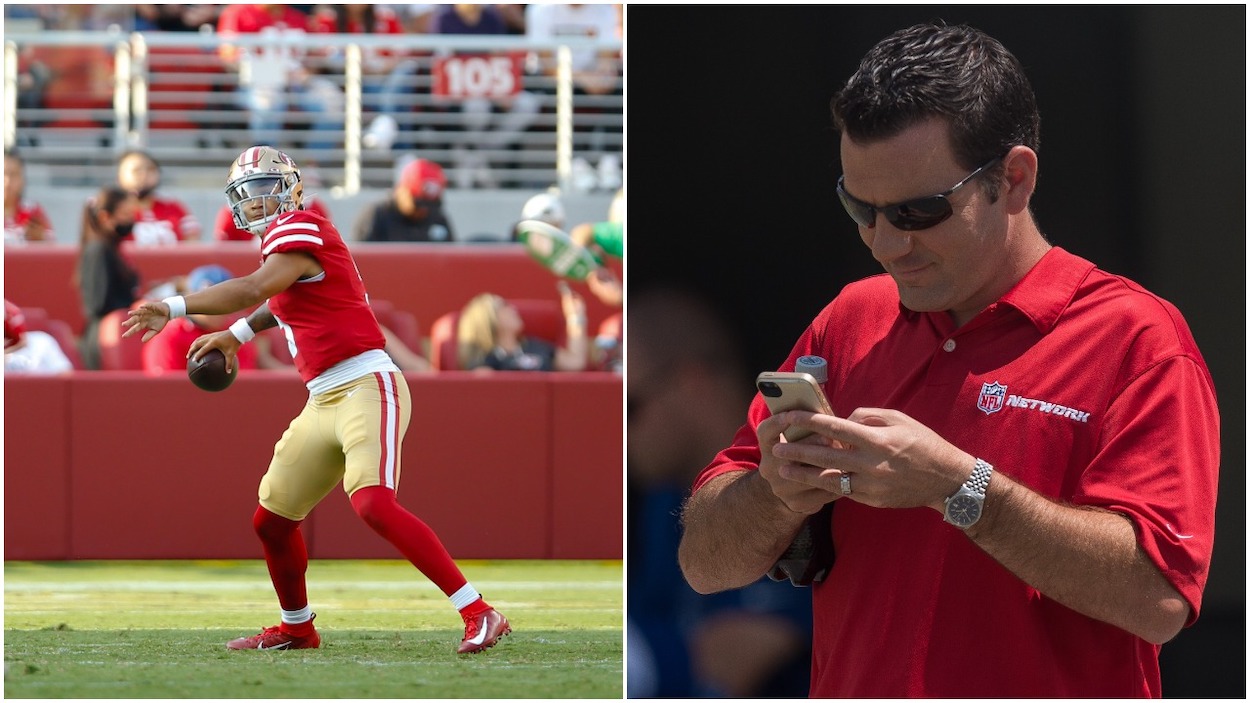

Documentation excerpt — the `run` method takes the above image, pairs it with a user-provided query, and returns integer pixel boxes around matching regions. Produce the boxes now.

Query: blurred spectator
[525,4,620,95]
[399,4,438,34]
[76,186,142,370]
[310,5,419,153]
[525,3,622,192]
[134,4,219,32]
[216,5,343,152]
[431,4,542,189]
[13,44,51,128]
[35,5,133,31]
[627,287,812,698]
[214,195,332,242]
[307,5,420,150]
[4,148,53,244]
[570,188,624,307]
[457,287,587,371]
[116,149,202,245]
[352,158,455,242]
[494,4,527,34]
[4,299,73,375]
[141,265,262,375]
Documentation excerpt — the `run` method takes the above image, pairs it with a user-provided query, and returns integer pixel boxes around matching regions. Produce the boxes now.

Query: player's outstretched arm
[182,253,318,316]
[122,301,173,342]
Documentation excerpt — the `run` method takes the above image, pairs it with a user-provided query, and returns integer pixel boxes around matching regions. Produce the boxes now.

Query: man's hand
[188,330,244,374]
[122,301,173,342]
[755,411,845,515]
[586,267,622,307]
[767,408,973,512]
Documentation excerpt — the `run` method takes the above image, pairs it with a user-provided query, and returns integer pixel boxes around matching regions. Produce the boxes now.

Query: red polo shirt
[693,247,1219,697]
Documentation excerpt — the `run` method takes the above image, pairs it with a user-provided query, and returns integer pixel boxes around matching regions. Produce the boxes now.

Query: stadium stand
[6,21,622,192]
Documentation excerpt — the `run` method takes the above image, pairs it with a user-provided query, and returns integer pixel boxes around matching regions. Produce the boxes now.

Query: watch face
[946,494,982,527]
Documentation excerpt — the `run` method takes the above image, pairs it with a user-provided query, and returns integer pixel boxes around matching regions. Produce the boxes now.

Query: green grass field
[4,559,622,699]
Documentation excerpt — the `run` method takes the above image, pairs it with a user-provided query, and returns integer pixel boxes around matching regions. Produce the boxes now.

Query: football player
[123,146,509,654]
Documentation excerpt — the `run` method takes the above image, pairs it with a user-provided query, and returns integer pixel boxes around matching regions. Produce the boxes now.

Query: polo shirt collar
[998,247,1095,334]
[896,246,1096,334]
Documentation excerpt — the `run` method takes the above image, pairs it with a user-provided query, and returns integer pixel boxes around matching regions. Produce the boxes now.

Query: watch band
[965,458,993,498]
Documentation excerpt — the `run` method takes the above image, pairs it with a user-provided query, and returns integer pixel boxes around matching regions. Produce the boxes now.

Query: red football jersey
[4,200,53,243]
[128,197,201,246]
[309,6,403,36]
[259,209,386,382]
[217,4,310,63]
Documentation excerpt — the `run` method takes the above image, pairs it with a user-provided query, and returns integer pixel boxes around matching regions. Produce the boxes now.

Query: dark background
[626,6,1244,698]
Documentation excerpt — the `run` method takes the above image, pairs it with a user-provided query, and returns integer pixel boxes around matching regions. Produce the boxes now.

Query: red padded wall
[66,371,308,559]
[4,377,73,559]
[549,376,624,558]
[3,372,621,560]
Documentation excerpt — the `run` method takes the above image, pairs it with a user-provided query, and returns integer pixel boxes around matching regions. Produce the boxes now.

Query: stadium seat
[259,326,294,367]
[31,45,114,129]
[428,298,563,371]
[19,307,84,370]
[96,308,146,370]
[370,299,422,356]
[144,46,223,130]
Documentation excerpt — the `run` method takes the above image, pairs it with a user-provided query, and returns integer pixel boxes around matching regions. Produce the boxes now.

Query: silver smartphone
[756,371,834,441]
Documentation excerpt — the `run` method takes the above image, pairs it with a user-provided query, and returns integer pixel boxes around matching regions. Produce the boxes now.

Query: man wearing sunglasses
[678,22,1219,698]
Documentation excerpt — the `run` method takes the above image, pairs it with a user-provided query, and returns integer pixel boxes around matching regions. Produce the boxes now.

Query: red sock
[282,618,316,637]
[252,506,309,613]
[461,597,490,618]
[350,486,469,597]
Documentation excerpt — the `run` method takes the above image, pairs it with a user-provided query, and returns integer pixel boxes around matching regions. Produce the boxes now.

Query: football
[187,348,235,392]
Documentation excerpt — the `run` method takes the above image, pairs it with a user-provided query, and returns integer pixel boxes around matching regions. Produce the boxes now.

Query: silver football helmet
[225,146,303,236]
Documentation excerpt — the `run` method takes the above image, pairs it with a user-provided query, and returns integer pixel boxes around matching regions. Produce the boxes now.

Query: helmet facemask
[225,146,303,236]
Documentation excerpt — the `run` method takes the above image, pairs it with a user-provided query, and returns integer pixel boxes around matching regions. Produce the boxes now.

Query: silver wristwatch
[943,458,993,528]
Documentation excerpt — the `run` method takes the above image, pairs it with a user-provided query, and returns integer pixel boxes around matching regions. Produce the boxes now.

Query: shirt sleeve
[691,322,825,494]
[1074,354,1220,625]
[591,221,623,259]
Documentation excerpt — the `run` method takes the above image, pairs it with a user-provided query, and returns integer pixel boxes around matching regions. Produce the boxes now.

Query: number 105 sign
[433,54,525,99]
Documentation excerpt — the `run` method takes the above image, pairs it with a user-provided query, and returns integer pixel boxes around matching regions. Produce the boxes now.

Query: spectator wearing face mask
[351,158,456,242]
[116,149,201,245]
[76,185,142,369]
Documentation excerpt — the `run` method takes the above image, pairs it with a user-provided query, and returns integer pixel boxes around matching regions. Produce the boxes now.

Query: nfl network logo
[978,381,1007,415]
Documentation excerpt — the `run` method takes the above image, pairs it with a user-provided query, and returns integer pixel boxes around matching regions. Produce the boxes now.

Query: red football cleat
[458,608,511,654]
[227,614,320,650]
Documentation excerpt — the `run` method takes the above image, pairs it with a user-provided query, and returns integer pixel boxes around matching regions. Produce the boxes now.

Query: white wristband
[162,296,187,319]
[229,318,256,344]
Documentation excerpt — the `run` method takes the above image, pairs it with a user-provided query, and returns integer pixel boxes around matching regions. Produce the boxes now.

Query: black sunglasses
[836,157,1002,232]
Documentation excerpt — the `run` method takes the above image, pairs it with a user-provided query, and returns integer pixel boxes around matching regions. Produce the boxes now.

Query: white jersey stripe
[270,220,322,235]
[262,233,324,256]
